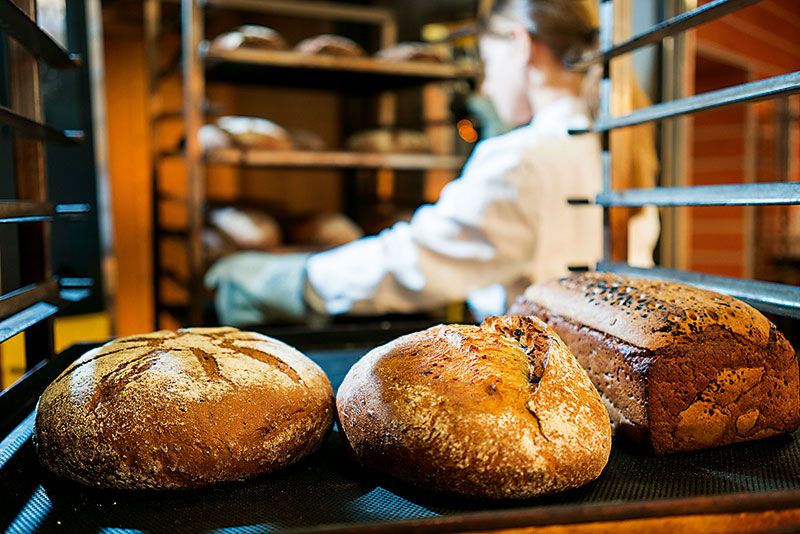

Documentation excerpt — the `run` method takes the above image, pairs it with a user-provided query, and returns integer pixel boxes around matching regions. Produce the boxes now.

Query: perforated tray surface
[4,346,800,534]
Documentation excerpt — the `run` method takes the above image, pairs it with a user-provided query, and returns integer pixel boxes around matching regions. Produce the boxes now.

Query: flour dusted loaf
[375,42,444,62]
[34,327,334,489]
[336,316,611,499]
[345,128,430,154]
[294,34,365,57]
[210,25,288,51]
[216,116,293,151]
[510,272,800,455]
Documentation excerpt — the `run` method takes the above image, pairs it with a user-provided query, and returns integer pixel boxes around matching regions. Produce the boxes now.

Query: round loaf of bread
[294,34,366,57]
[210,25,288,51]
[337,316,611,499]
[34,327,334,489]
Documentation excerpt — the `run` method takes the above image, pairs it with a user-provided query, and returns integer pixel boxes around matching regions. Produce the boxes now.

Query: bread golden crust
[210,25,288,51]
[522,272,771,351]
[294,35,365,57]
[336,316,611,499]
[216,116,293,151]
[375,42,443,62]
[512,273,800,454]
[34,327,334,489]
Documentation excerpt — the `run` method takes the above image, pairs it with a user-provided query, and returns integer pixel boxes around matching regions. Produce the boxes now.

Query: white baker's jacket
[306,96,658,316]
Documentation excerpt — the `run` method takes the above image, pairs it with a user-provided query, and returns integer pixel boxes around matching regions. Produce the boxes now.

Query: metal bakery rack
[4,0,800,533]
[570,0,800,321]
[0,0,92,381]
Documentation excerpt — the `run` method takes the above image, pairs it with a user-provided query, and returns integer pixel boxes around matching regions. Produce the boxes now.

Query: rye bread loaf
[509,272,800,455]
[336,315,612,499]
[34,327,334,489]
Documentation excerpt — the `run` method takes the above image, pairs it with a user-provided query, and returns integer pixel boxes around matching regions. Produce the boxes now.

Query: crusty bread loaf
[336,316,612,499]
[209,206,282,250]
[345,128,430,154]
[294,34,365,57]
[210,25,288,52]
[290,212,363,248]
[510,272,800,455]
[375,42,443,62]
[216,116,293,151]
[34,327,334,489]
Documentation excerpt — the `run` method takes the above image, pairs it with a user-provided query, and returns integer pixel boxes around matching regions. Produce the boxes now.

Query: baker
[205,0,660,326]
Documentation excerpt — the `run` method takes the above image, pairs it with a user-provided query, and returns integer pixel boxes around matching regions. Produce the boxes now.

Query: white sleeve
[305,139,538,315]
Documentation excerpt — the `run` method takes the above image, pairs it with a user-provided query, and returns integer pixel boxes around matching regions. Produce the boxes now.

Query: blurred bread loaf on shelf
[336,316,612,499]
[510,272,800,455]
[203,227,239,261]
[288,128,327,151]
[210,25,289,51]
[216,116,293,150]
[346,128,430,154]
[290,213,364,249]
[198,124,233,151]
[294,34,366,57]
[375,42,444,62]
[34,327,335,489]
[209,206,282,250]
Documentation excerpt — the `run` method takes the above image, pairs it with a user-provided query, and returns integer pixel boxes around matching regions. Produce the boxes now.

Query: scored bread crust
[512,272,800,454]
[34,327,334,489]
[336,316,612,499]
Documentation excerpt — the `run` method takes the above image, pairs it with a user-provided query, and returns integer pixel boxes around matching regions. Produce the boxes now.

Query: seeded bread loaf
[336,315,612,499]
[509,272,800,455]
[34,327,334,489]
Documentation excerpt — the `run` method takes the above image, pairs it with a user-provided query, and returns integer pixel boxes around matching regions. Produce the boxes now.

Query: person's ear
[509,23,532,64]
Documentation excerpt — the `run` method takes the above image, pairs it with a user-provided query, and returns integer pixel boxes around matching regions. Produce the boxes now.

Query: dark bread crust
[522,272,772,350]
[34,327,334,489]
[336,316,612,499]
[510,273,800,454]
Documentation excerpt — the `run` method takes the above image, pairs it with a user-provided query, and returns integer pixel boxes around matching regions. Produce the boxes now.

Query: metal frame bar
[582,1,800,321]
[0,0,80,69]
[201,0,395,30]
[0,105,84,145]
[594,182,800,207]
[0,278,91,344]
[598,263,800,320]
[574,71,800,133]
[0,201,90,223]
[0,279,59,323]
[571,0,762,70]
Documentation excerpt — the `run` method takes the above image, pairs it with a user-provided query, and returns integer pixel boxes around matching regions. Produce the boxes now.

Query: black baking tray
[4,342,800,534]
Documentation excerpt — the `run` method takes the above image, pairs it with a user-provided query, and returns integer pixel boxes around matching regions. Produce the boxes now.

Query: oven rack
[0,0,91,372]
[572,0,800,320]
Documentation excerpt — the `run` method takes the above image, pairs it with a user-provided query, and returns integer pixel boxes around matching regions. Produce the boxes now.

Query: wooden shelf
[204,148,468,170]
[203,47,478,90]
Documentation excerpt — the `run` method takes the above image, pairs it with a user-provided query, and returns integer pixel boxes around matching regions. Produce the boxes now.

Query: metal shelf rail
[574,0,800,320]
[0,0,90,375]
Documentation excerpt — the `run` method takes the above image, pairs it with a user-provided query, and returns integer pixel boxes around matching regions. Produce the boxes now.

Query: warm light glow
[457,119,478,143]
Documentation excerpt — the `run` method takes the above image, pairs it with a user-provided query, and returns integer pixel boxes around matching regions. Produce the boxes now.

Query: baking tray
[3,343,800,534]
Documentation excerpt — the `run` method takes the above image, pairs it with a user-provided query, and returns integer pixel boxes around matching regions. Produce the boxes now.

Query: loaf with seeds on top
[509,272,800,454]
